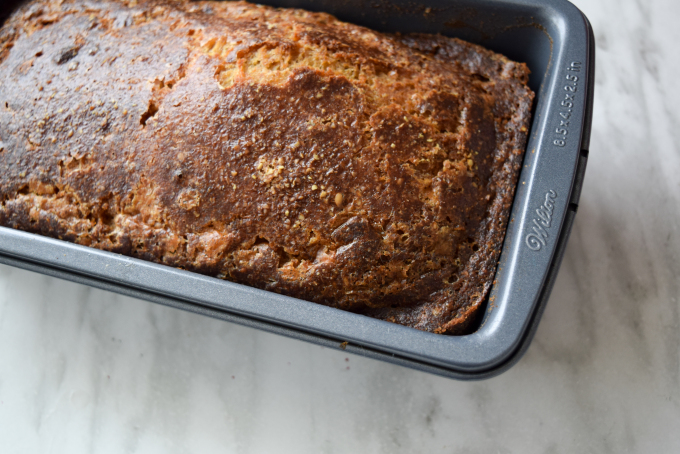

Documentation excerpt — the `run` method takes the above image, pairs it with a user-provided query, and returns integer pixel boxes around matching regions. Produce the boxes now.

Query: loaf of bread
[0,0,534,334]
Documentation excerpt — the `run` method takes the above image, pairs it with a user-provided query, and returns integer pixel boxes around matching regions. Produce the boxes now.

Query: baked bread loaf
[0,0,534,334]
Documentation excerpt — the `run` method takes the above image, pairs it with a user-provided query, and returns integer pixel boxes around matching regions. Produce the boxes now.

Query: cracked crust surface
[0,0,534,334]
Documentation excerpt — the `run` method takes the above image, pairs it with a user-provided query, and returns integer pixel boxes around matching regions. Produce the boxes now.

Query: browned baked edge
[0,0,534,334]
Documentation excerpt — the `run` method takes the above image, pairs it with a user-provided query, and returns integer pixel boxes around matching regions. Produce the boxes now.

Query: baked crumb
[0,0,533,334]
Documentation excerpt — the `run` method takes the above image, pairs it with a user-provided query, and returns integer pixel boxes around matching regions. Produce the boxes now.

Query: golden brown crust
[0,0,534,334]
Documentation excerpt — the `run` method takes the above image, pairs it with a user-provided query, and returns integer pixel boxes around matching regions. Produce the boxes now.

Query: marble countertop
[1,0,679,451]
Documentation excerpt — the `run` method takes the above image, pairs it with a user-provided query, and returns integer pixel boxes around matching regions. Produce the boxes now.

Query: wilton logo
[525,190,557,251]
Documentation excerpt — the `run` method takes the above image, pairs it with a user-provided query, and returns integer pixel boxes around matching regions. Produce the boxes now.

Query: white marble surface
[2,0,680,451]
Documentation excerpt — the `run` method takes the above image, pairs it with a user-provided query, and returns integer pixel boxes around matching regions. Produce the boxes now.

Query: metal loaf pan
[0,0,594,379]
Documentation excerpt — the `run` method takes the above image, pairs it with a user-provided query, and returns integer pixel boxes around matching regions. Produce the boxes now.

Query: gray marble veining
[1,0,680,452]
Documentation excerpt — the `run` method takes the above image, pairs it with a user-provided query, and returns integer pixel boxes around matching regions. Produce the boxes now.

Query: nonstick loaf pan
[0,0,594,379]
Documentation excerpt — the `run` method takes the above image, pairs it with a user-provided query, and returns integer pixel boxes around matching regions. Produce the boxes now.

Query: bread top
[0,0,533,333]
